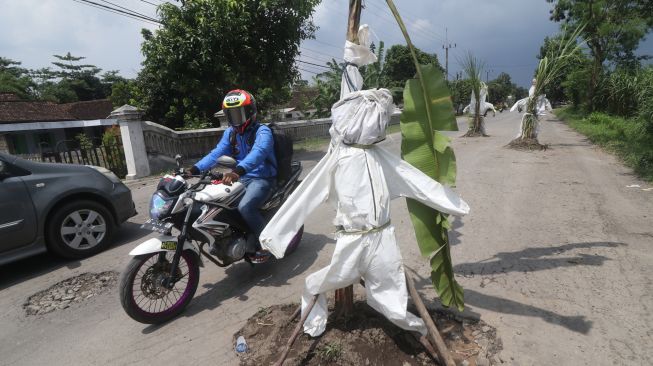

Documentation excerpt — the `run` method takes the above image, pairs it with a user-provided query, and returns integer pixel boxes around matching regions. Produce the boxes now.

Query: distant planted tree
[509,26,585,149]
[460,52,487,137]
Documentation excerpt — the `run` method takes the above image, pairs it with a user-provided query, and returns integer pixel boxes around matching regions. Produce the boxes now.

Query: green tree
[312,59,343,117]
[486,72,514,105]
[110,79,138,107]
[137,0,320,129]
[537,34,589,105]
[449,78,472,113]
[361,41,386,88]
[0,57,35,99]
[548,0,653,110]
[382,44,444,88]
[51,52,106,101]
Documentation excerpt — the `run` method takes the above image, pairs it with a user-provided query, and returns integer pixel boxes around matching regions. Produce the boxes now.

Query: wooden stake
[347,0,362,43]
[405,271,456,366]
[333,0,363,319]
[416,334,441,363]
[274,295,319,366]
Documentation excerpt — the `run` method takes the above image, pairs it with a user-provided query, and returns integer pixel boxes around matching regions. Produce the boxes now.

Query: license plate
[160,241,177,250]
[141,219,174,233]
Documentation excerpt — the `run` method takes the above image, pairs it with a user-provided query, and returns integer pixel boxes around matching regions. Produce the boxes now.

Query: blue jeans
[238,177,275,243]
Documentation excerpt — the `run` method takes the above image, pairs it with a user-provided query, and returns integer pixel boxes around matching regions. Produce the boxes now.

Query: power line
[297,67,320,75]
[297,59,332,70]
[299,52,335,64]
[97,0,159,22]
[72,0,161,25]
[138,0,160,6]
[300,46,343,61]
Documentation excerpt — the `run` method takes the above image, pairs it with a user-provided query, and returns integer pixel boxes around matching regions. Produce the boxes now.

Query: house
[0,93,115,155]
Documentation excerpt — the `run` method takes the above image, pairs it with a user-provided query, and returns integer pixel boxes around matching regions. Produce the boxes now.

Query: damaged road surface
[0,113,652,365]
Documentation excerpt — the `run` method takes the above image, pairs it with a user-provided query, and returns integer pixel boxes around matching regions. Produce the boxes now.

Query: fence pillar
[110,105,150,180]
[0,134,10,153]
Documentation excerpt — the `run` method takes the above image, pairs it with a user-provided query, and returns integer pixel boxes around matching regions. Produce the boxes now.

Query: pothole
[23,271,118,316]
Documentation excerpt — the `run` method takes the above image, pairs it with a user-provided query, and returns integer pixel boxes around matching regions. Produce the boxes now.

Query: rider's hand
[222,171,240,185]
[181,165,200,178]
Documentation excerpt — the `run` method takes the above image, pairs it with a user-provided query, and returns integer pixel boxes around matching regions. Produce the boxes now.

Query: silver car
[0,152,136,265]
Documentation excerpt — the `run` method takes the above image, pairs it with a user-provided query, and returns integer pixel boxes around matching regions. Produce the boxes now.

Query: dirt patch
[462,131,490,138]
[506,138,548,151]
[235,301,502,366]
[23,271,118,316]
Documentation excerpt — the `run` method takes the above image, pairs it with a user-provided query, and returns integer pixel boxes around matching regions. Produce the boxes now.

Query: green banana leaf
[400,64,465,311]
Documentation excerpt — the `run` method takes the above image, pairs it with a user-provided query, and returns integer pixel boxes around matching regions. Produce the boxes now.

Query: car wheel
[46,200,115,259]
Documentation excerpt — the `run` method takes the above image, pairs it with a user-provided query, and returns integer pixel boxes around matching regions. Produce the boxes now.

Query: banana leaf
[400,64,465,311]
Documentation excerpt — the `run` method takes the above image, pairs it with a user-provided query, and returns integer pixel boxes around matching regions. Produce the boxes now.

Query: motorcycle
[119,155,304,324]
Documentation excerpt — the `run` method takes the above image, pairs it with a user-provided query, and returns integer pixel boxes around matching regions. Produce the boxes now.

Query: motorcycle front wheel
[119,250,200,324]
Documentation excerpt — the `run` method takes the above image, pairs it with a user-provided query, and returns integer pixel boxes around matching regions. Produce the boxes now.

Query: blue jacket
[194,123,277,179]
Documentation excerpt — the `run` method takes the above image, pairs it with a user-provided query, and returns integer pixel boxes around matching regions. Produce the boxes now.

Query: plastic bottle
[235,335,248,353]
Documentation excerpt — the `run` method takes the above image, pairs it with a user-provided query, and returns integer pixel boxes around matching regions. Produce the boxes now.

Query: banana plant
[385,0,464,311]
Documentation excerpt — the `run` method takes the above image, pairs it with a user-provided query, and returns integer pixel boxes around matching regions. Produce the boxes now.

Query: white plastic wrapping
[510,91,552,139]
[331,89,394,146]
[260,85,469,337]
[464,83,492,116]
[340,24,377,99]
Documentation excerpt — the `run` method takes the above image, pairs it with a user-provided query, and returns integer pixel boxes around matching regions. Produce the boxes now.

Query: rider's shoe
[209,243,220,256]
[248,250,272,264]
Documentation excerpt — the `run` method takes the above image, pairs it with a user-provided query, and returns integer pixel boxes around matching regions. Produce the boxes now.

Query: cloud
[0,0,158,78]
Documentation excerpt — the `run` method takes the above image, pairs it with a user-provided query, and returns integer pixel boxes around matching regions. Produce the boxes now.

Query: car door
[0,158,37,253]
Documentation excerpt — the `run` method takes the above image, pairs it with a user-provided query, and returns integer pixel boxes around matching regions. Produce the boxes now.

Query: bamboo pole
[405,271,456,366]
[274,295,319,366]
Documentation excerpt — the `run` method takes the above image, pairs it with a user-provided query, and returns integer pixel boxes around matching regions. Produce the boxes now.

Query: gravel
[23,271,118,316]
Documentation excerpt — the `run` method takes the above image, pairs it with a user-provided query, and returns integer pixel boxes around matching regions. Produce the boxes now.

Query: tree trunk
[588,52,602,112]
[334,0,362,318]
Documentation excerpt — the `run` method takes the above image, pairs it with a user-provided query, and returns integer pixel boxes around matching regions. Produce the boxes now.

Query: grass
[555,107,653,182]
[316,341,343,362]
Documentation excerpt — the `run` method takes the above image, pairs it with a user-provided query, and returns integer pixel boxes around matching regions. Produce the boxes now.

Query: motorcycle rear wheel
[284,225,304,256]
[119,250,200,324]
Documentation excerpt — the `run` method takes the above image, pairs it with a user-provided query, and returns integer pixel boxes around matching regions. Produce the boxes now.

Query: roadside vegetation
[555,107,653,181]
[540,1,653,180]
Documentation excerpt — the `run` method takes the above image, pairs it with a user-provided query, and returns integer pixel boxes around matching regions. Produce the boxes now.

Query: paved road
[1,111,651,365]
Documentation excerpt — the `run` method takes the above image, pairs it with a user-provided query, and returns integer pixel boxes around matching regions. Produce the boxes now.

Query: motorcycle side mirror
[175,154,183,169]
[216,155,236,168]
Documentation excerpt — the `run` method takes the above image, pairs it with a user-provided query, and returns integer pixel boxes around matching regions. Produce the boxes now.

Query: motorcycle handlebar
[187,171,223,191]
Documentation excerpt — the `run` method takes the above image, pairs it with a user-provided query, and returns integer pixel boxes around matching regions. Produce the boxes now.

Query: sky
[1,0,652,88]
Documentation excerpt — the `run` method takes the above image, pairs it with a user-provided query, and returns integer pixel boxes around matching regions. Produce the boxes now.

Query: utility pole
[486,69,493,82]
[442,27,456,81]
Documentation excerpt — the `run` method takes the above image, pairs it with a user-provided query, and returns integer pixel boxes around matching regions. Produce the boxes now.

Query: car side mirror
[216,155,236,168]
[174,154,183,169]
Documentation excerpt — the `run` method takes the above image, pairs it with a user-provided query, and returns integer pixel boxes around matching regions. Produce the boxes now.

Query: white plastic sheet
[464,83,493,116]
[340,24,377,99]
[260,87,469,337]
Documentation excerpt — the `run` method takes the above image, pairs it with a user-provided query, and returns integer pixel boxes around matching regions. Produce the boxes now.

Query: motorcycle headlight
[149,192,176,220]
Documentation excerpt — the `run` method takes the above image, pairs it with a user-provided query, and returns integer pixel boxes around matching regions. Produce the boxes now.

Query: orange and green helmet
[222,89,257,127]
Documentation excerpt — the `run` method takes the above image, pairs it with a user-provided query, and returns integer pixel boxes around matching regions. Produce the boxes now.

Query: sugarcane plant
[385,0,464,311]
[510,25,585,148]
[460,52,488,137]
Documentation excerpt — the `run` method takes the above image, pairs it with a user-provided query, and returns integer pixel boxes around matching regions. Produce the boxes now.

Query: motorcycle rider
[186,89,277,263]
